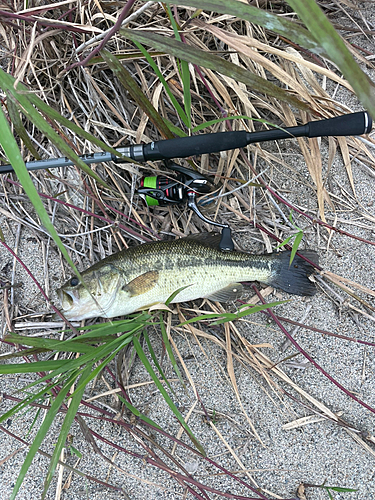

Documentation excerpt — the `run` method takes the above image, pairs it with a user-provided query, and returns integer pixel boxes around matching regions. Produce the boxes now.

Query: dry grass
[1,1,375,499]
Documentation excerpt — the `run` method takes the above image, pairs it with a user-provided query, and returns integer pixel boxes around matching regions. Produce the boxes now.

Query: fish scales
[106,238,273,303]
[58,233,318,321]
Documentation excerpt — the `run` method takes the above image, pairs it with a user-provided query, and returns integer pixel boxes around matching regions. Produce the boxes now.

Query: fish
[57,233,318,321]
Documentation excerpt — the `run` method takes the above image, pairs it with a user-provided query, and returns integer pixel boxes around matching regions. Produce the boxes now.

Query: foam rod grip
[148,130,250,160]
[307,111,372,138]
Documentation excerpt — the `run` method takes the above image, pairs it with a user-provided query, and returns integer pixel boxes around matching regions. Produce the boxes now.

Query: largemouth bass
[57,233,318,321]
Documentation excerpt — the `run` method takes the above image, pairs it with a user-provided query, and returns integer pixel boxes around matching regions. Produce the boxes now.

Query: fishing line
[198,167,270,206]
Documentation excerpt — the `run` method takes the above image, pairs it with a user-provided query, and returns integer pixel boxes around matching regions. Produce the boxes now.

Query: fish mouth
[56,288,93,321]
[56,283,119,321]
[57,288,78,311]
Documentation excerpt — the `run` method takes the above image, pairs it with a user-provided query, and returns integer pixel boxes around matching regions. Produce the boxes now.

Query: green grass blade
[180,301,287,325]
[143,328,174,393]
[101,49,176,139]
[163,120,187,138]
[68,315,152,340]
[0,383,58,425]
[42,364,93,498]
[7,329,139,405]
[132,40,190,129]
[87,50,165,66]
[71,334,135,397]
[5,89,108,187]
[0,68,123,163]
[68,445,82,459]
[7,96,40,159]
[325,487,358,493]
[163,0,326,56]
[120,28,309,111]
[10,370,80,500]
[165,285,192,306]
[159,313,186,390]
[275,235,293,250]
[132,335,205,455]
[5,332,96,354]
[24,332,137,390]
[285,0,375,118]
[120,397,162,430]
[1,330,132,389]
[0,359,69,374]
[289,230,304,266]
[6,316,149,356]
[0,347,50,360]
[27,94,122,160]
[180,312,238,324]
[68,322,149,397]
[165,4,191,129]
[231,301,288,319]
[181,60,191,129]
[0,100,83,285]
[24,407,43,438]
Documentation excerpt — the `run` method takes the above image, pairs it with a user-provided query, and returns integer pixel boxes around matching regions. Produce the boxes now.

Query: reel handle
[187,192,234,251]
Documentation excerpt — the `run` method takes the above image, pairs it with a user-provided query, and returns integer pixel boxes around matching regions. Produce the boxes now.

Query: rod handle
[307,111,372,138]
[143,131,249,161]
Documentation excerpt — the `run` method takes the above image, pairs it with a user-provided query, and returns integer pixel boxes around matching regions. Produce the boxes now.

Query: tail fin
[268,250,319,296]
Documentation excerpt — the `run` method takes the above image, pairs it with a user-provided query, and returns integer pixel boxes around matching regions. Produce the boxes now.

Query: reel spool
[138,163,212,206]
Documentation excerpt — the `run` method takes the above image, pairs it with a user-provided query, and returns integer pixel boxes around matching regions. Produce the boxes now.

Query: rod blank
[0,111,371,174]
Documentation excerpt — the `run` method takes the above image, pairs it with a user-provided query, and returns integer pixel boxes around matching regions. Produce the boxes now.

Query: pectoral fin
[205,283,243,302]
[122,270,159,297]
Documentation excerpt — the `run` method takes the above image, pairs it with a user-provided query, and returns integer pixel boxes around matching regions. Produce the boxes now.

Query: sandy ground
[1,7,375,500]
[1,131,375,500]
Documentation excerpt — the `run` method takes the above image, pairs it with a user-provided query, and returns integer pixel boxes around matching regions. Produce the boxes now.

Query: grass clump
[0,1,374,498]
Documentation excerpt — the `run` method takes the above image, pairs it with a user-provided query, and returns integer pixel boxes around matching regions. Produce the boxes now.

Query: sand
[1,5,375,500]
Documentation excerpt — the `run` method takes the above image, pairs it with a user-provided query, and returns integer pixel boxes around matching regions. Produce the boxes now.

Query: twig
[251,285,375,416]
[75,1,157,55]
[66,0,141,71]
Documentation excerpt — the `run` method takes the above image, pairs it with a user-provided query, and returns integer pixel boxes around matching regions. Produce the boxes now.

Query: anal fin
[205,283,243,302]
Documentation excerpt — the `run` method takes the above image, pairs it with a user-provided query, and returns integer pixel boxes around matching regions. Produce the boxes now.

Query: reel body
[138,162,234,251]
[138,163,212,206]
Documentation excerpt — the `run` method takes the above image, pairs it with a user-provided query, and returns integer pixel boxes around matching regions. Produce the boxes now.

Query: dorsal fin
[184,232,222,249]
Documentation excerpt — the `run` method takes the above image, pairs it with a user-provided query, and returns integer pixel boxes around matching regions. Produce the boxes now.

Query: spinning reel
[138,161,234,251]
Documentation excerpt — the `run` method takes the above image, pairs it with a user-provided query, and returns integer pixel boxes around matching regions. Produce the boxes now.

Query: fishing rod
[0,111,371,174]
[1,110,372,251]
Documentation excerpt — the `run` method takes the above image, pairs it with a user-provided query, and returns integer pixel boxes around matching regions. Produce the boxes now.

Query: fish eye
[70,277,79,287]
